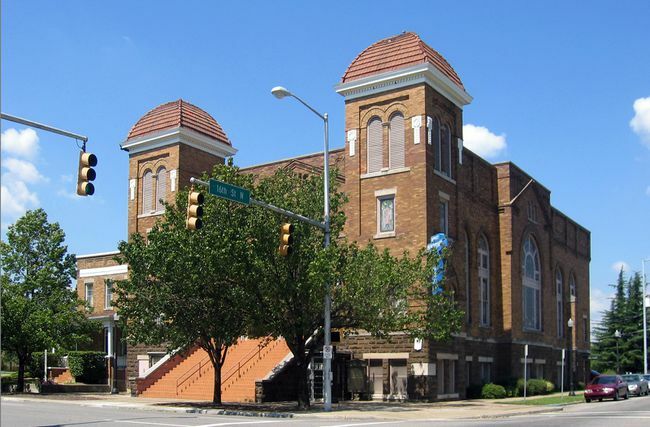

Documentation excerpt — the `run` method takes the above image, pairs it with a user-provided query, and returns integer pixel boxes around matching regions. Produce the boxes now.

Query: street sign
[323,345,333,359]
[208,178,250,205]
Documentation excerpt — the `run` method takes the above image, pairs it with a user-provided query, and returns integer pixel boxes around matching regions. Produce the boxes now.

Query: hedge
[28,352,65,380]
[67,351,107,384]
[481,383,506,399]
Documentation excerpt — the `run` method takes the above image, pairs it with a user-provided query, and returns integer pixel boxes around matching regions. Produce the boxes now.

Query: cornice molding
[121,127,238,158]
[335,63,473,108]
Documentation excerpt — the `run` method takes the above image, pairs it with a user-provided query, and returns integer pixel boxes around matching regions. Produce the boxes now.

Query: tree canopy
[115,163,463,407]
[1,209,96,391]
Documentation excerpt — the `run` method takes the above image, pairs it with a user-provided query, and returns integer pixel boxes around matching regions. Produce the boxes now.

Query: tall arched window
[388,113,405,169]
[569,274,576,301]
[522,235,541,331]
[556,269,563,337]
[440,124,452,177]
[367,117,383,173]
[156,166,167,212]
[142,170,153,214]
[432,116,441,171]
[464,231,471,325]
[478,234,490,327]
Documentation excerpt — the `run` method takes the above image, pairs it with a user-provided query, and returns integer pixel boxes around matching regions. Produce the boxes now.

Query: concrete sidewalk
[1,393,572,421]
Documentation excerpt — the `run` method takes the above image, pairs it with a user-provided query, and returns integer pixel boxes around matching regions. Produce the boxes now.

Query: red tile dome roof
[126,99,230,144]
[341,32,464,90]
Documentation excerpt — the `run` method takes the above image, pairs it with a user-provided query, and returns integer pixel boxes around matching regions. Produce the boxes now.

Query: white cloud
[590,288,613,329]
[1,181,39,218]
[462,124,507,159]
[611,261,630,273]
[2,158,47,183]
[1,128,40,159]
[631,97,650,148]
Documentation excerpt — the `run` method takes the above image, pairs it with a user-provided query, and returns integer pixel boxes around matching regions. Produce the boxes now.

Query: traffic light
[278,223,294,256]
[76,150,97,196]
[186,189,204,230]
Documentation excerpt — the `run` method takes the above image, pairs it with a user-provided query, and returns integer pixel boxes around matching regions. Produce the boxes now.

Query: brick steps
[138,338,291,402]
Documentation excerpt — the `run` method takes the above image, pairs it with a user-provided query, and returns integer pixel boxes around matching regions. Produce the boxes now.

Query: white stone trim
[121,127,237,158]
[438,190,450,201]
[335,63,473,109]
[478,356,494,363]
[437,352,458,360]
[426,116,433,145]
[363,352,409,359]
[361,166,410,180]
[411,116,422,145]
[347,129,357,156]
[77,250,120,260]
[520,357,534,364]
[170,169,177,192]
[465,356,473,362]
[534,359,546,364]
[79,264,128,278]
[434,169,457,184]
[457,138,463,165]
[412,362,435,376]
[129,179,136,201]
[375,188,397,197]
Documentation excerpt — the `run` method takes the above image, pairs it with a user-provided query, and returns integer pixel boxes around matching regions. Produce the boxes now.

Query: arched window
[156,166,167,212]
[464,231,471,325]
[440,124,452,177]
[367,117,383,173]
[432,116,441,171]
[522,235,541,331]
[388,113,404,169]
[556,269,563,338]
[478,234,490,327]
[569,274,576,300]
[142,170,153,214]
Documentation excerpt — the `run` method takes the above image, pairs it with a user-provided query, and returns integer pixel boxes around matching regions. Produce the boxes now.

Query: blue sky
[2,1,650,329]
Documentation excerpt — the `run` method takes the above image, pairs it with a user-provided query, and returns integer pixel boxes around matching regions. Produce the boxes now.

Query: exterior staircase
[137,337,291,402]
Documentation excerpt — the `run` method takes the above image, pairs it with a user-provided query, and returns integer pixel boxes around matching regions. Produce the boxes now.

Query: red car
[584,375,629,402]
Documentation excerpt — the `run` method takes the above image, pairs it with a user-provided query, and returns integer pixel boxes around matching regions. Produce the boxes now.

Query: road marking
[323,422,406,427]
[196,421,288,427]
[120,421,191,427]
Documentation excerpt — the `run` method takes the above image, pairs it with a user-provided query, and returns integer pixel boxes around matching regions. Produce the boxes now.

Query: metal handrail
[176,354,210,392]
[221,339,275,387]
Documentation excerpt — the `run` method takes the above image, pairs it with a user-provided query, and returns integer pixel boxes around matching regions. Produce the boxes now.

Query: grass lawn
[501,393,584,405]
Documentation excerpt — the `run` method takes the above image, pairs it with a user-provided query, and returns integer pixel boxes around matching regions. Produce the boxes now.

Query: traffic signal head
[76,151,97,196]
[186,190,205,230]
[278,223,294,256]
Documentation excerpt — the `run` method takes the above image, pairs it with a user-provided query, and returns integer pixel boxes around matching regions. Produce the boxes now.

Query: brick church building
[76,32,591,401]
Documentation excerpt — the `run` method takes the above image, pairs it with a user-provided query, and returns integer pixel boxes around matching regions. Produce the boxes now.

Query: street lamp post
[567,318,575,396]
[271,86,332,412]
[641,258,650,375]
[615,329,621,374]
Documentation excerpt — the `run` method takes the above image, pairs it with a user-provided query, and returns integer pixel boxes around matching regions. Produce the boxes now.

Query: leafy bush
[526,379,548,396]
[481,383,506,399]
[67,351,106,384]
[466,383,483,399]
[545,380,555,393]
[28,352,65,380]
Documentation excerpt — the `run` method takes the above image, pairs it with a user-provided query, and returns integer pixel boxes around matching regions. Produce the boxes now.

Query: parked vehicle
[622,374,649,396]
[584,375,629,402]
[643,374,650,383]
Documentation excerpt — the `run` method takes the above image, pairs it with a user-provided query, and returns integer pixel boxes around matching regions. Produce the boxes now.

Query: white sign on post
[323,345,333,360]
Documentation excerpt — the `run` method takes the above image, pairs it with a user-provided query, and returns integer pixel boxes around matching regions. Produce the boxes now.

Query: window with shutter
[142,170,153,214]
[388,113,404,169]
[156,167,167,212]
[367,117,383,173]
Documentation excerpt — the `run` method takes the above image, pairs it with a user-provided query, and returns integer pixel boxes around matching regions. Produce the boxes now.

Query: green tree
[114,165,255,404]
[247,168,462,408]
[592,268,627,372]
[0,209,96,391]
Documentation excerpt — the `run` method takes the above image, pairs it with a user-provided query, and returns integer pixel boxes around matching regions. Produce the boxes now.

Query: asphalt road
[2,396,650,427]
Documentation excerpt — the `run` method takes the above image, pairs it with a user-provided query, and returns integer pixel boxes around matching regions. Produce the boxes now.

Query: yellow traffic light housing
[186,190,205,230]
[278,223,294,256]
[76,151,97,196]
